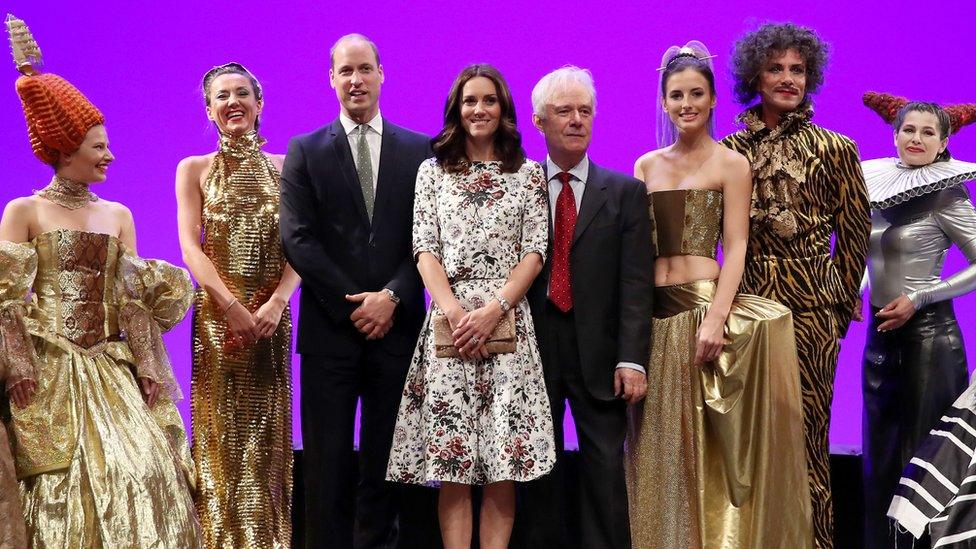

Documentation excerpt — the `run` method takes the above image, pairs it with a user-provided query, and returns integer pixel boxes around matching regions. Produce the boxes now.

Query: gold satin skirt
[12,340,202,547]
[625,280,811,548]
[0,425,25,548]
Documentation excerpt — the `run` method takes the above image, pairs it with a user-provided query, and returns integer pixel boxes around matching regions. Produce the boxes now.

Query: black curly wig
[730,22,830,105]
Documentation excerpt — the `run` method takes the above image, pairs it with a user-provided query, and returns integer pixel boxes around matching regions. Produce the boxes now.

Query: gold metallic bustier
[31,229,120,349]
[649,189,722,259]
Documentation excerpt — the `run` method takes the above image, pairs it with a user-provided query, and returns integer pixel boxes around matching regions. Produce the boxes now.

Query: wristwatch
[496,295,511,313]
[383,288,401,304]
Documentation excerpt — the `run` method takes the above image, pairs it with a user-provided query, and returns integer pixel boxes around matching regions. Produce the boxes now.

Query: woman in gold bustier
[720,24,871,548]
[625,42,810,548]
[175,62,299,548]
[0,16,202,547]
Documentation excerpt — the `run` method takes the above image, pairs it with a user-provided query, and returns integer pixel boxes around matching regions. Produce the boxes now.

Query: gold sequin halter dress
[191,131,293,548]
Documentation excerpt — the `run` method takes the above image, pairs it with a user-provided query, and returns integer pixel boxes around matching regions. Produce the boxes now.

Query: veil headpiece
[656,41,716,148]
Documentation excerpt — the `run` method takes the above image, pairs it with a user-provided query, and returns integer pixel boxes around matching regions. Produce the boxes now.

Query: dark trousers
[516,304,630,549]
[300,344,440,549]
[862,301,968,549]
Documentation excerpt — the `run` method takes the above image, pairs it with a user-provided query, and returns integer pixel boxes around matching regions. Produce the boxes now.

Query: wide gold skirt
[10,338,202,548]
[626,280,811,548]
[0,425,25,548]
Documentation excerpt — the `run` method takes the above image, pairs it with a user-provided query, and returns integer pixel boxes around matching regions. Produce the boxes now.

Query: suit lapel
[540,163,555,280]
[371,121,400,239]
[541,163,554,239]
[572,162,607,247]
[329,118,370,227]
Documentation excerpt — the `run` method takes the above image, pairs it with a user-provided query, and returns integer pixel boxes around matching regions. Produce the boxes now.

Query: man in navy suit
[279,34,435,548]
[518,66,653,549]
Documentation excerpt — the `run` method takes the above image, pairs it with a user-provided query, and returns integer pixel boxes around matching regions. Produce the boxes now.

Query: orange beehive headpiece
[7,14,104,166]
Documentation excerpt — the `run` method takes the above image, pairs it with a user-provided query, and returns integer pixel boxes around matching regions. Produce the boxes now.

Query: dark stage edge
[290,449,864,548]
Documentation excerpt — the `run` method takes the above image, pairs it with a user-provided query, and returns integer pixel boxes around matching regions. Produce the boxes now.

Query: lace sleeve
[116,253,193,401]
[0,241,37,392]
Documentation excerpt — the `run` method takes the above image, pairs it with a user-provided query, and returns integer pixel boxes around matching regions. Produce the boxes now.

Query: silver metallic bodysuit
[867,184,976,308]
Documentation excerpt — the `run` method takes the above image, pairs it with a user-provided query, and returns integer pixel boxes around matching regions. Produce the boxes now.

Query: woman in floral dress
[386,64,554,549]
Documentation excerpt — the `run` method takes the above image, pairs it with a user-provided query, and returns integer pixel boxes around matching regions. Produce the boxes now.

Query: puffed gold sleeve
[0,240,38,392]
[116,252,193,401]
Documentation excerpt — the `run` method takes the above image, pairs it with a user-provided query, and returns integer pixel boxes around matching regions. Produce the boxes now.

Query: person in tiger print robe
[721,23,871,549]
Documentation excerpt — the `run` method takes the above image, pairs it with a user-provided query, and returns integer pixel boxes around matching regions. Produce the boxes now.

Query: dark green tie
[356,124,375,221]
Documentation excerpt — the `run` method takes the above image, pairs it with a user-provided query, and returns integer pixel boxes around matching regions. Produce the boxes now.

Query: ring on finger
[472,337,480,344]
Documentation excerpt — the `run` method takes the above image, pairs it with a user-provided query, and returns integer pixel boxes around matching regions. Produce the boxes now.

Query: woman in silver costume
[860,92,976,549]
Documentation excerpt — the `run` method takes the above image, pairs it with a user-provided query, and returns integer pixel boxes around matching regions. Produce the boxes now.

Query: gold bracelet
[223,298,239,315]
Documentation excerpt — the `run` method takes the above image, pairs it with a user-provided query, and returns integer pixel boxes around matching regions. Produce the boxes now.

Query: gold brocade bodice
[2,228,192,479]
[30,229,120,349]
[649,189,722,259]
[201,132,285,306]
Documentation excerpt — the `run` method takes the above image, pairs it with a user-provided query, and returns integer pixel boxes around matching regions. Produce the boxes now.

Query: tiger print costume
[722,104,871,549]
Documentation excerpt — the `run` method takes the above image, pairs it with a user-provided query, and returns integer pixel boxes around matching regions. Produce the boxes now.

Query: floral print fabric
[386,159,555,485]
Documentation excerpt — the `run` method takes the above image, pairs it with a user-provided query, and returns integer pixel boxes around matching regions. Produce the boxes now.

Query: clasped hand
[347,291,396,340]
[226,296,287,350]
[448,302,504,361]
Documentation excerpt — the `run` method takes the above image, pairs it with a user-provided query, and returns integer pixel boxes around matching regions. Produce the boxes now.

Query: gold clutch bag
[433,309,517,358]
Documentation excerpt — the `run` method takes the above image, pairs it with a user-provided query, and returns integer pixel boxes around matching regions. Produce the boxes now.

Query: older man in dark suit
[518,66,653,549]
[279,33,435,549]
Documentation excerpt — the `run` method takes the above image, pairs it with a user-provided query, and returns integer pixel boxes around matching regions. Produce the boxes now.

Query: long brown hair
[433,63,525,174]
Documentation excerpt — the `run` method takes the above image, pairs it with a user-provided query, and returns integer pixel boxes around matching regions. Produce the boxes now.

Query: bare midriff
[654,255,720,287]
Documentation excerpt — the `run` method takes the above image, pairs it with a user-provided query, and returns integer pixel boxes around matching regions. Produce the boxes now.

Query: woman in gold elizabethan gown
[625,42,811,548]
[176,62,299,548]
[0,14,202,547]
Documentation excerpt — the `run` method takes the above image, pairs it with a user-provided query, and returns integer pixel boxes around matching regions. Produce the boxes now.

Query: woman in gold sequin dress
[0,15,202,547]
[176,62,299,548]
[624,43,811,548]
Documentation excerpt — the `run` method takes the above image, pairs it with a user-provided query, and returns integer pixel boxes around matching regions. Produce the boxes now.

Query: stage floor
[288,449,866,548]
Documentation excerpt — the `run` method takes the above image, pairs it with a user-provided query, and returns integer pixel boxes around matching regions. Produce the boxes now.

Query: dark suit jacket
[280,118,431,357]
[528,160,654,401]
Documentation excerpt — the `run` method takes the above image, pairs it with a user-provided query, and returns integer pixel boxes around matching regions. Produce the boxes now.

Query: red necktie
[549,172,576,312]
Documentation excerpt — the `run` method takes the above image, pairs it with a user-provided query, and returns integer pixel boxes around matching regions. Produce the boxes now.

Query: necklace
[34,175,98,210]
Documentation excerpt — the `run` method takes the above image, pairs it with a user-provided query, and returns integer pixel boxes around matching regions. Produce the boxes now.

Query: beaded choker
[34,175,98,210]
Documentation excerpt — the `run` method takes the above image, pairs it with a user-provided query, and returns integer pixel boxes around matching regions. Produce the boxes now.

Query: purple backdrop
[3,1,975,451]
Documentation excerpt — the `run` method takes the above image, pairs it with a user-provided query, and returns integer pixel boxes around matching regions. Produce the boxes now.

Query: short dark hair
[433,64,525,174]
[202,62,263,129]
[330,34,381,68]
[895,101,952,161]
[730,22,829,105]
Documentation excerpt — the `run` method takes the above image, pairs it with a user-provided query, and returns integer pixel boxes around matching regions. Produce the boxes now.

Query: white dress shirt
[546,156,588,223]
[544,155,646,376]
[339,111,383,191]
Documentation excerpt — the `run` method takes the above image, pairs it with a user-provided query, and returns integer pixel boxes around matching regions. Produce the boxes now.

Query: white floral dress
[386,158,555,486]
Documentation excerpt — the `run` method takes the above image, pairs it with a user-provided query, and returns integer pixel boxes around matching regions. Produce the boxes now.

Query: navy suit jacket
[528,160,654,400]
[280,118,431,357]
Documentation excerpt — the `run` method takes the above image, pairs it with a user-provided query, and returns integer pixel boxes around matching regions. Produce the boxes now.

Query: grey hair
[329,33,381,68]
[531,65,597,119]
